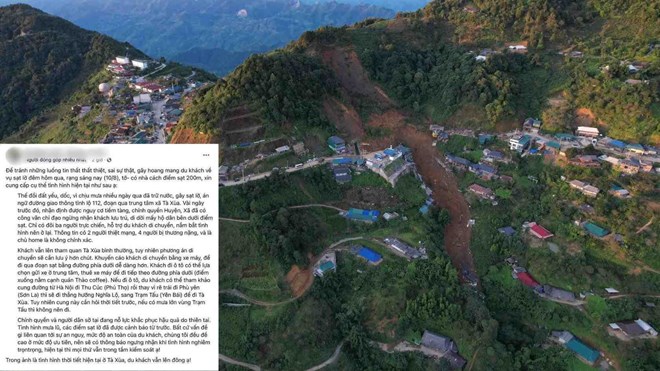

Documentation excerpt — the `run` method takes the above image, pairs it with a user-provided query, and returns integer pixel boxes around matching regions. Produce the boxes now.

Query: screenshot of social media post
[0,144,218,371]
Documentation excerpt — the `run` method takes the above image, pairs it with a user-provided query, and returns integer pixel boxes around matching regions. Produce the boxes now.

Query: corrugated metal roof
[357,247,382,263]
[584,222,609,237]
[566,338,600,363]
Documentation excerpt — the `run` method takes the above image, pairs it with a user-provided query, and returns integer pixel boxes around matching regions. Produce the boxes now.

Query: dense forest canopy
[0,4,144,139]
[180,51,338,135]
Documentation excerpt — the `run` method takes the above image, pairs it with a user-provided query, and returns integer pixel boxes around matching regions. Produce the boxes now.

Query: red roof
[516,272,540,288]
[529,223,553,239]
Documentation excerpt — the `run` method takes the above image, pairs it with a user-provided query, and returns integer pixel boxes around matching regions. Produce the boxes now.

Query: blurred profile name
[25,156,88,164]
[5,146,108,165]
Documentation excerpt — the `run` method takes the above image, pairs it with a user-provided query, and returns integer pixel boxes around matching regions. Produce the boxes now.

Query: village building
[527,222,553,239]
[383,237,423,260]
[314,251,337,277]
[420,331,466,369]
[132,59,150,70]
[551,331,601,366]
[345,208,379,223]
[383,212,399,221]
[616,158,640,174]
[543,141,561,154]
[570,155,600,168]
[333,166,352,183]
[514,269,541,289]
[541,285,576,302]
[606,139,627,152]
[469,163,498,180]
[115,56,131,65]
[608,319,658,341]
[445,154,472,170]
[327,136,346,153]
[478,134,494,145]
[275,145,290,154]
[583,221,609,238]
[133,81,164,93]
[482,148,506,163]
[509,134,532,153]
[555,133,577,142]
[352,246,383,265]
[523,117,542,131]
[568,180,600,197]
[498,226,516,237]
[576,126,600,138]
[468,184,494,200]
[605,287,620,295]
[626,143,645,155]
[365,145,414,186]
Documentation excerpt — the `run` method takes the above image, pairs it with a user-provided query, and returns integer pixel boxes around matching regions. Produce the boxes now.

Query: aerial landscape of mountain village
[1,0,659,370]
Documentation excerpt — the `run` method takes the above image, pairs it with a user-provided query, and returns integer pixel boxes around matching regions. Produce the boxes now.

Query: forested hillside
[0,4,145,139]
[178,0,659,146]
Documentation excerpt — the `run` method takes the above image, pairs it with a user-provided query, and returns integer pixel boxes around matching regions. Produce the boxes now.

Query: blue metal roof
[383,149,398,156]
[332,158,353,165]
[498,226,516,236]
[328,136,345,145]
[609,140,626,148]
[346,208,380,222]
[419,205,429,214]
[357,247,382,263]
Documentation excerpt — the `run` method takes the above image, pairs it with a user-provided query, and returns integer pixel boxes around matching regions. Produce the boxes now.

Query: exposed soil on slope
[169,128,212,144]
[322,97,365,140]
[318,47,393,107]
[285,265,313,298]
[396,126,475,274]
[316,45,477,278]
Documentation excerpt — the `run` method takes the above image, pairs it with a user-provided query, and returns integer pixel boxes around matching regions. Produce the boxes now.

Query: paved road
[288,204,346,213]
[221,236,364,306]
[220,158,325,186]
[220,151,381,187]
[219,217,250,223]
[305,342,344,371]
[218,342,344,371]
[218,353,260,371]
[141,63,167,79]
[152,99,167,144]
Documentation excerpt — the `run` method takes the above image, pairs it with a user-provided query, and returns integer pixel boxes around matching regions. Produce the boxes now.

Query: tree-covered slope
[0,4,145,139]
[179,0,659,146]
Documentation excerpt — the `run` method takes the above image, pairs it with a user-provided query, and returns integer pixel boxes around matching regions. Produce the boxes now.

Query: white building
[509,135,532,153]
[509,45,527,51]
[275,145,290,154]
[576,126,600,137]
[133,93,152,104]
[132,59,150,70]
[116,56,131,65]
